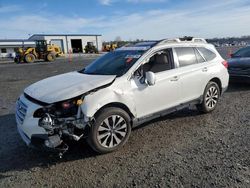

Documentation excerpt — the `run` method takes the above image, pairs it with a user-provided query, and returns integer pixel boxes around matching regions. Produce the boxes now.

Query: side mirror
[145,71,156,86]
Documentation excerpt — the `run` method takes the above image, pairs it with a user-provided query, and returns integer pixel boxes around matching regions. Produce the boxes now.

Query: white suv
[16,38,229,155]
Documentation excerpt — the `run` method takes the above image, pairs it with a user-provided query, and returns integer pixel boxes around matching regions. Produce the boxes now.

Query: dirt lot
[0,56,249,188]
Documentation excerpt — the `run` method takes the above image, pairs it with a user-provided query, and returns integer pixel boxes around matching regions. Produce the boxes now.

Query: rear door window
[175,47,198,67]
[197,47,216,61]
[194,48,205,63]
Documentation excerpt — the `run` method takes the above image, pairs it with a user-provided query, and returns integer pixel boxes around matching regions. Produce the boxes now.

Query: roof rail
[157,37,207,46]
[191,38,207,43]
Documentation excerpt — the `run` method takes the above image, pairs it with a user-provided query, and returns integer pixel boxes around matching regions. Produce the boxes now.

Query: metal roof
[0,39,31,42]
[0,40,35,47]
[29,34,102,39]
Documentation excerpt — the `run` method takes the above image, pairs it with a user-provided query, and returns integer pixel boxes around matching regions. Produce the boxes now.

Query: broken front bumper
[17,124,68,154]
[16,95,66,152]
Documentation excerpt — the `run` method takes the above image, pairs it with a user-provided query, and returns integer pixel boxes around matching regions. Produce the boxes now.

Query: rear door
[173,47,208,103]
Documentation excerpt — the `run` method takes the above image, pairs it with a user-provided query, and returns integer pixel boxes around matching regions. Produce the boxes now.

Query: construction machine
[14,40,63,63]
[103,43,118,52]
[84,42,98,53]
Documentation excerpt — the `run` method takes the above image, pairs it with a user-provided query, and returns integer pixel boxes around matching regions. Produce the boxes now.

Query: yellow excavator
[14,40,63,63]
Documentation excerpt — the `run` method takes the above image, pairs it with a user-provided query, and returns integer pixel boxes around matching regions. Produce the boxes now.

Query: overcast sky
[0,0,249,41]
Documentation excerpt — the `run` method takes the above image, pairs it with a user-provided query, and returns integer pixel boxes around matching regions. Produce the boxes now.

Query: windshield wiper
[78,68,85,74]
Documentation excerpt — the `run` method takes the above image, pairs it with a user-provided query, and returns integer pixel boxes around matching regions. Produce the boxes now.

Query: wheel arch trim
[209,77,222,95]
[93,102,135,120]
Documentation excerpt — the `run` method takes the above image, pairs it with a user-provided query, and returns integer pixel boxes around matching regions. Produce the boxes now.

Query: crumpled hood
[24,72,116,104]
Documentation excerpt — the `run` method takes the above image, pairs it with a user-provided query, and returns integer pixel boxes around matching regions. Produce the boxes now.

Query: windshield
[82,50,144,76]
[233,47,250,58]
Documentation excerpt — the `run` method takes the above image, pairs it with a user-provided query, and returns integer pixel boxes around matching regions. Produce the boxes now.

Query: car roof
[133,41,159,47]
[117,38,211,52]
[115,41,158,51]
[241,46,250,49]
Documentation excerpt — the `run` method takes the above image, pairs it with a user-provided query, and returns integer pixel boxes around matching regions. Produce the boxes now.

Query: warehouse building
[28,34,102,54]
[0,34,102,58]
[0,39,35,58]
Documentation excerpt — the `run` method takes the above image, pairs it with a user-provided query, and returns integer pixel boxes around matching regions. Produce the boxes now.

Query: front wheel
[24,53,35,63]
[46,53,56,62]
[197,81,220,113]
[88,107,131,154]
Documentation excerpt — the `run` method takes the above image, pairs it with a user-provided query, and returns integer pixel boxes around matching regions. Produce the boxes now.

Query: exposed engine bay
[35,97,89,157]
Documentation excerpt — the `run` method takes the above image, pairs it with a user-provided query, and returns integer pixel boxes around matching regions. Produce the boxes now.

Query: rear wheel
[46,53,56,62]
[24,54,35,63]
[197,81,220,113]
[88,107,131,154]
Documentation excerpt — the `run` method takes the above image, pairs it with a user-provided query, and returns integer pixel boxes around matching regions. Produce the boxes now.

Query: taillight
[222,60,228,69]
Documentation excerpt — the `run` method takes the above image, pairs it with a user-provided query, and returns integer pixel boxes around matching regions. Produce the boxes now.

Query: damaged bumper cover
[17,125,68,153]
[16,94,90,156]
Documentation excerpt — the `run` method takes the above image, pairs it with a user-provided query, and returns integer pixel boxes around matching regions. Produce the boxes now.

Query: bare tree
[115,36,122,42]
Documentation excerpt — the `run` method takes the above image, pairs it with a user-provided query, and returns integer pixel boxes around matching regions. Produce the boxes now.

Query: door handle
[170,76,179,81]
[202,67,208,72]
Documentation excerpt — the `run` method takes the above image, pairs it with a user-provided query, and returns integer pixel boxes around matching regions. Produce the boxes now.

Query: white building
[28,34,102,54]
[0,40,35,58]
[0,34,102,58]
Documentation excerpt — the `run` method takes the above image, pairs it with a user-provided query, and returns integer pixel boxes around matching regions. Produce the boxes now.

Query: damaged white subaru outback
[16,38,229,155]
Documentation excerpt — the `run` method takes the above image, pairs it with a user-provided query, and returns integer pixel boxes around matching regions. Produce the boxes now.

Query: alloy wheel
[97,115,128,148]
[205,86,219,109]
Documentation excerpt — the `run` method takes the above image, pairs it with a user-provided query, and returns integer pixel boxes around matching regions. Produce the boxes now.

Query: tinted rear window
[197,47,216,61]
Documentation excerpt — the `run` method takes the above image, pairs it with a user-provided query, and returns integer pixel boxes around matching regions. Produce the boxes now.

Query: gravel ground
[0,56,249,188]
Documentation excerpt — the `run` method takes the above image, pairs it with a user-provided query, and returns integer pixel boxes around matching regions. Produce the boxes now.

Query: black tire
[14,57,18,63]
[24,53,35,63]
[197,81,220,113]
[46,53,56,62]
[88,107,131,154]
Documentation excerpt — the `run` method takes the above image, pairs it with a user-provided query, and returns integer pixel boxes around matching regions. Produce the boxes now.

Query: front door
[130,49,182,118]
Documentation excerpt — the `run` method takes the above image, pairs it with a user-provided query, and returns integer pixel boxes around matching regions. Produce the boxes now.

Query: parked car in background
[228,46,250,83]
[16,37,229,156]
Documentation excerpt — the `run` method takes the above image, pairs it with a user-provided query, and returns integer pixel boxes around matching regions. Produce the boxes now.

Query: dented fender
[81,86,136,119]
